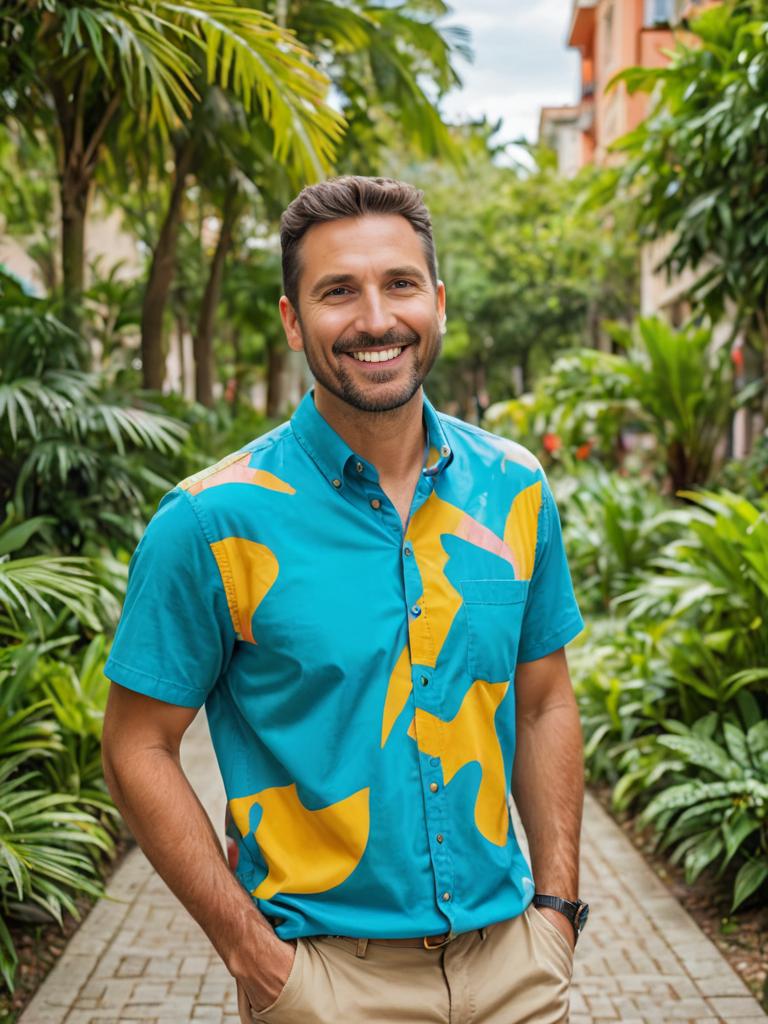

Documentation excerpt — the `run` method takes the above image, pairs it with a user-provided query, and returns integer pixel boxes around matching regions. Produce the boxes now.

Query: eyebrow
[309,265,429,298]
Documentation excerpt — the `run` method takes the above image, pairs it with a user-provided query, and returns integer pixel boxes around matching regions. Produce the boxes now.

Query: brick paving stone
[18,712,768,1024]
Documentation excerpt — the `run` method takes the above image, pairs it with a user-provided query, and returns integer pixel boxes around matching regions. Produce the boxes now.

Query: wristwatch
[532,893,590,943]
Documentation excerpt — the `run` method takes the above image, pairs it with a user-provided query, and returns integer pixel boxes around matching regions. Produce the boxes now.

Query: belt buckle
[423,931,453,950]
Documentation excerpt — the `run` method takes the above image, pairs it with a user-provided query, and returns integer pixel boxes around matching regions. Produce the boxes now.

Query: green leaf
[732,858,768,910]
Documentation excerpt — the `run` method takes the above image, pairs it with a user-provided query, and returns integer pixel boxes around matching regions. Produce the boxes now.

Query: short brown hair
[280,176,438,311]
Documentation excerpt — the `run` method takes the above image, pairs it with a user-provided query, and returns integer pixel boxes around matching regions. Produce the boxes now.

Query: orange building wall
[568,0,675,167]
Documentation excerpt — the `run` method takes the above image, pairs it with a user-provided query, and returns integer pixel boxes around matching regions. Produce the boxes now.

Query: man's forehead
[302,213,427,265]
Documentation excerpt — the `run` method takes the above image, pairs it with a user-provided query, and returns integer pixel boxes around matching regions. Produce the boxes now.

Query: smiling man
[101,176,588,1024]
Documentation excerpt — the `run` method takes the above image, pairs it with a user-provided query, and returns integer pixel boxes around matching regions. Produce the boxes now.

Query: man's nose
[354,290,397,337]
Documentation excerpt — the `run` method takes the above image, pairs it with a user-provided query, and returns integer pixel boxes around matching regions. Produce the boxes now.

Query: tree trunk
[266,339,287,417]
[140,138,195,392]
[60,168,88,330]
[193,191,239,407]
[176,309,189,397]
[231,326,242,416]
[52,80,121,336]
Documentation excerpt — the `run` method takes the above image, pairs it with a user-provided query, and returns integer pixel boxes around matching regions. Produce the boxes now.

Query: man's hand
[236,936,297,1013]
[534,905,576,953]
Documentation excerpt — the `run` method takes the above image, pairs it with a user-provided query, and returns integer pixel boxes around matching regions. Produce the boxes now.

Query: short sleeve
[104,487,236,708]
[516,475,584,664]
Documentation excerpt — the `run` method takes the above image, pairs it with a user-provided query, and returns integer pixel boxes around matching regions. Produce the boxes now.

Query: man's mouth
[349,347,404,364]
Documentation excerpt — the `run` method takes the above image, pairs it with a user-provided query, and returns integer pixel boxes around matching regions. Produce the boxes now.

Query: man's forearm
[511,697,584,898]
[103,745,275,978]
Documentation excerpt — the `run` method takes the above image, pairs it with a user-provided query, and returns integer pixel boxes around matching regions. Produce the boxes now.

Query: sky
[439,0,581,149]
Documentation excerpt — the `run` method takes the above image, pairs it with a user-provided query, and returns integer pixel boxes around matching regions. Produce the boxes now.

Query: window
[644,0,675,25]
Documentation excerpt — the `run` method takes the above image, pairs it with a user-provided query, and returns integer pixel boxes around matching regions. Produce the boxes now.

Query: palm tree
[0,1,343,335]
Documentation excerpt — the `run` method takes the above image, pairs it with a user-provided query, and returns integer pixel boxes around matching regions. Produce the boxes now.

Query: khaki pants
[236,904,573,1023]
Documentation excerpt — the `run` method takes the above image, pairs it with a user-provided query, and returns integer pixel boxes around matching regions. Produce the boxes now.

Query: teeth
[351,347,403,363]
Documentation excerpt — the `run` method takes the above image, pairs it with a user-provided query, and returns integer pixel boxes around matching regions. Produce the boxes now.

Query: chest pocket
[460,579,529,682]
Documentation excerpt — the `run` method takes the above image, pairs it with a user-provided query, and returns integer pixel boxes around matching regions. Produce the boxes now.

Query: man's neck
[313,384,426,484]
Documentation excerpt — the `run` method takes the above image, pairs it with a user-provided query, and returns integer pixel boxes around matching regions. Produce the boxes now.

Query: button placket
[401,533,455,926]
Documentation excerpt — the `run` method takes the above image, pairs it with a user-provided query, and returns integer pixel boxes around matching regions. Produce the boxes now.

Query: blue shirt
[105,390,584,940]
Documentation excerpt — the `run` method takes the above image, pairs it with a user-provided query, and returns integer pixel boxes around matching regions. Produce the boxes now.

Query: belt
[329,929,486,951]
[366,933,453,949]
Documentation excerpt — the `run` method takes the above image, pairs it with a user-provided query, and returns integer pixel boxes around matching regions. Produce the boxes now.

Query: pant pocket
[527,905,574,977]
[236,939,306,1023]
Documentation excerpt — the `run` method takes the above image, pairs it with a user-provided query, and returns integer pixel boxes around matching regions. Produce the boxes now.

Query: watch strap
[532,893,589,940]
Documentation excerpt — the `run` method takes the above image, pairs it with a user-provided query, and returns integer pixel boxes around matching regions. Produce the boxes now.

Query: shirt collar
[290,389,453,489]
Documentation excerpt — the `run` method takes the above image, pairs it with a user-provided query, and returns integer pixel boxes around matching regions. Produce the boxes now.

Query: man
[102,176,588,1024]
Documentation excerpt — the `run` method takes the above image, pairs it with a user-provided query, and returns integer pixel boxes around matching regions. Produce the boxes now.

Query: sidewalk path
[20,713,767,1024]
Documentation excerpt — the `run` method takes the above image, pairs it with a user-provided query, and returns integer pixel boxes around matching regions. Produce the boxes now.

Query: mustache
[333,328,419,355]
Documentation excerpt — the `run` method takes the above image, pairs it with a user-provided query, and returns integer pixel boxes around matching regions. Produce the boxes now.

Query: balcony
[568,0,597,51]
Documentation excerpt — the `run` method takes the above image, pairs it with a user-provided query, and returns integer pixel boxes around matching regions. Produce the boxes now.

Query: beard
[301,321,443,414]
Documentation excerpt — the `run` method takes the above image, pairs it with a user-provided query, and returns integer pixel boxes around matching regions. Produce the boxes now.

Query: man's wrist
[533,893,589,942]
[221,904,283,978]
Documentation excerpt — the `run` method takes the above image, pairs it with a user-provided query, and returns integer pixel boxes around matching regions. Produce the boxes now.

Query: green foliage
[558,468,672,614]
[0,628,120,992]
[633,701,768,909]
[609,0,768,395]
[573,482,768,907]
[0,274,190,553]
[2,0,345,175]
[408,147,639,414]
[488,317,734,491]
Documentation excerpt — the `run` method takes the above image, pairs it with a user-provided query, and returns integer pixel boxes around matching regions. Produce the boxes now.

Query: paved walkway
[20,714,767,1024]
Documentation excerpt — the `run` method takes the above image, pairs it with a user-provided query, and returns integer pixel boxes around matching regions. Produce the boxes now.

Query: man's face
[279,213,446,413]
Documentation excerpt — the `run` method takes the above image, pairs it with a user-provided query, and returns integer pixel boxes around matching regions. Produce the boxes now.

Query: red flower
[575,440,593,460]
[542,432,561,453]
[731,344,744,372]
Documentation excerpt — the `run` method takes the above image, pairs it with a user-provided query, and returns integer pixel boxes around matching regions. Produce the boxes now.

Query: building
[543,0,752,456]
[565,0,678,169]
[538,105,584,179]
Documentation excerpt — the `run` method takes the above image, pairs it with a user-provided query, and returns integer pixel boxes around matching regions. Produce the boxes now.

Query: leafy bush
[556,467,672,613]
[620,697,768,911]
[572,485,768,907]
[487,316,734,491]
[0,272,189,554]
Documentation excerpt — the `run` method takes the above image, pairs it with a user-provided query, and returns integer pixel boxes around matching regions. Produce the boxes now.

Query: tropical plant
[569,619,678,784]
[618,489,768,685]
[0,752,116,991]
[628,699,768,911]
[0,0,344,333]
[608,0,768,422]
[490,317,733,491]
[0,275,190,553]
[558,467,671,613]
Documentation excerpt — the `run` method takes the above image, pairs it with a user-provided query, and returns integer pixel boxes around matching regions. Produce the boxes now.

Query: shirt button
[442,891,451,902]
[404,547,412,557]
[355,461,364,473]
[440,445,450,458]
[436,834,444,844]
[420,675,429,686]
[430,782,439,793]
[410,604,422,617]
[370,498,381,510]
[332,478,341,488]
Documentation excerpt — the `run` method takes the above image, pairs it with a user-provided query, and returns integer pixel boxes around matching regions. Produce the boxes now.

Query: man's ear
[279,296,304,352]
[437,279,447,331]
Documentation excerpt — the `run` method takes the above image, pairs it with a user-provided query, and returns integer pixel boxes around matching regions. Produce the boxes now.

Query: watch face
[576,903,590,933]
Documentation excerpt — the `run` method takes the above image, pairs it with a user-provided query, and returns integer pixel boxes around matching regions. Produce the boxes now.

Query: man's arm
[101,682,293,1010]
[511,646,584,948]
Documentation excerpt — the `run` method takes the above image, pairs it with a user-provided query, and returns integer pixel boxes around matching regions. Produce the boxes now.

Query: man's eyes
[322,280,415,299]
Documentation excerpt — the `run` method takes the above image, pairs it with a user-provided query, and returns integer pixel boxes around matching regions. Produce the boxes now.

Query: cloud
[441,0,580,143]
